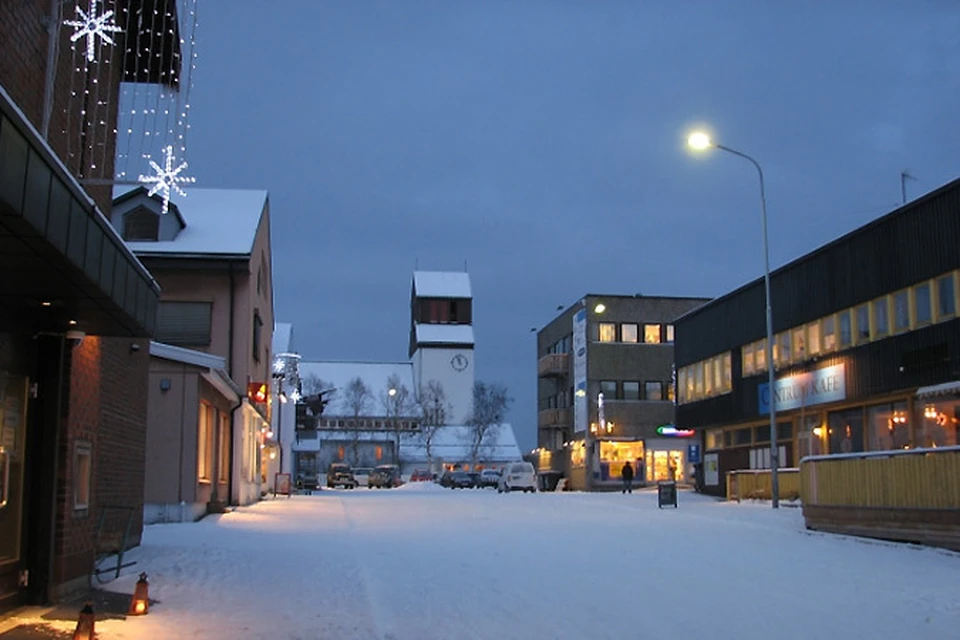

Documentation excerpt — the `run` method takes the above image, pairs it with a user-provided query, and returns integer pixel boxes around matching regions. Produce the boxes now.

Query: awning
[916,381,960,399]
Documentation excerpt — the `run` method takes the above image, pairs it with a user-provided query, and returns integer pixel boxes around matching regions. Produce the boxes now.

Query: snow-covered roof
[298,361,416,398]
[400,424,522,464]
[414,324,475,346]
[116,187,268,256]
[413,271,472,299]
[273,322,294,354]
[148,341,243,400]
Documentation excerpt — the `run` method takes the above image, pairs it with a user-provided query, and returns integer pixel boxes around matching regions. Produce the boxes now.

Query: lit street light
[687,130,780,509]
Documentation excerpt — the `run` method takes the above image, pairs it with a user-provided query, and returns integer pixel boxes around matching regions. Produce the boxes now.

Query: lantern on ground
[72,602,95,640]
[129,572,150,615]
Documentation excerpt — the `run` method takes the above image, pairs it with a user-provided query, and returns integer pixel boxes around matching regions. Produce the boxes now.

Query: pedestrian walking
[621,460,634,494]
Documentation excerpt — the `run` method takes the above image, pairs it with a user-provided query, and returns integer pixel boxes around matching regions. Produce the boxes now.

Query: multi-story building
[111,186,275,508]
[536,295,708,490]
[0,2,175,608]
[675,178,960,497]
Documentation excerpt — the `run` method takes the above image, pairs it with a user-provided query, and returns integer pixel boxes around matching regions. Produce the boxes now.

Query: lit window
[705,429,723,450]
[694,363,704,398]
[621,323,638,343]
[914,282,932,325]
[665,325,675,343]
[685,366,695,402]
[822,316,836,352]
[218,414,230,483]
[645,381,663,401]
[622,381,640,400]
[722,353,732,391]
[677,370,686,404]
[599,323,616,342]
[712,355,723,392]
[754,339,766,371]
[704,359,714,395]
[893,290,909,333]
[838,311,852,348]
[74,441,92,510]
[667,382,675,402]
[742,343,755,376]
[936,273,956,319]
[806,321,821,355]
[198,403,214,481]
[872,297,889,338]
[792,327,806,361]
[643,324,661,344]
[778,332,792,367]
[856,304,870,341]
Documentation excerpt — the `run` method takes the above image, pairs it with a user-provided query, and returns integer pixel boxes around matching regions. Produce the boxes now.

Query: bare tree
[416,380,451,472]
[341,377,371,465]
[466,381,512,466]
[300,373,330,396]
[380,373,412,465]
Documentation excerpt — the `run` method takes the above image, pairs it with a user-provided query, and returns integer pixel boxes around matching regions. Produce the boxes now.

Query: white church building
[269,271,521,486]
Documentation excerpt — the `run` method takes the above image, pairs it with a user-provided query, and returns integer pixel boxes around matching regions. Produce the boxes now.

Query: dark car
[327,463,358,489]
[297,472,320,491]
[440,471,474,489]
[369,464,401,488]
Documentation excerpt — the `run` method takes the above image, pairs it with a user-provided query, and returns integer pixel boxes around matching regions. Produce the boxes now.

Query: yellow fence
[801,447,960,509]
[726,468,801,502]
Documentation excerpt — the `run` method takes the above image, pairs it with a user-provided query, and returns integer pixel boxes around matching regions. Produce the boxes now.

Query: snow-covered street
[84,486,960,639]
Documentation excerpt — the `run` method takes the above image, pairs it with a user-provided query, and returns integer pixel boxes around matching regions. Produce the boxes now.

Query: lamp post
[272,371,286,475]
[687,131,780,508]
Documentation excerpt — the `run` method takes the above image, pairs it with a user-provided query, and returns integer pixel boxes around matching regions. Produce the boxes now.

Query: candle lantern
[72,602,95,640]
[128,572,150,615]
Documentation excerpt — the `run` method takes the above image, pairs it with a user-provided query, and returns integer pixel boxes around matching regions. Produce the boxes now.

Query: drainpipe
[176,370,187,522]
[227,264,237,504]
[41,0,61,139]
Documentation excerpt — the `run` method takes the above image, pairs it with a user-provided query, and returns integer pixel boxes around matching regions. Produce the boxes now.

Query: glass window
[677,370,687,404]
[921,401,959,448]
[667,382,675,402]
[645,381,663,401]
[734,428,752,446]
[856,304,870,341]
[621,323,638,343]
[838,310,852,348]
[705,429,723,450]
[703,359,714,395]
[777,332,791,367]
[872,297,889,338]
[792,327,806,361]
[713,356,723,393]
[754,339,766,371]
[893,290,909,333]
[742,343,755,376]
[694,363,704,398]
[622,381,640,400]
[828,408,864,454]
[685,366,695,402]
[722,353,732,391]
[914,282,932,325]
[599,323,616,342]
[644,324,661,344]
[600,380,617,399]
[806,321,821,355]
[822,315,836,352]
[665,325,675,343]
[74,441,92,510]
[867,402,911,451]
[936,273,956,319]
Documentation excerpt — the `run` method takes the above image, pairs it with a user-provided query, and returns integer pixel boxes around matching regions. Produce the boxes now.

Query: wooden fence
[725,468,801,502]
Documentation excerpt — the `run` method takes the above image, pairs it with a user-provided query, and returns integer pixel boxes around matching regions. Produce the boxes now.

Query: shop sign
[758,364,846,415]
[247,382,269,404]
[656,425,695,437]
[572,309,588,434]
[687,443,701,464]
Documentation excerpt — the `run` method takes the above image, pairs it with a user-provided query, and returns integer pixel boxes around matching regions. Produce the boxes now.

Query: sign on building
[572,309,588,434]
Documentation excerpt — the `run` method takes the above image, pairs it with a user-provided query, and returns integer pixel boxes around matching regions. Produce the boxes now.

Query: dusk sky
[180,1,960,450]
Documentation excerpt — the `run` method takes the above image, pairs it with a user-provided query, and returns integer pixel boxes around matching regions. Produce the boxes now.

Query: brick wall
[54,337,149,589]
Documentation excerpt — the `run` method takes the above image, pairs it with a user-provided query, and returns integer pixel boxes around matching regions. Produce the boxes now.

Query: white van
[497,462,537,493]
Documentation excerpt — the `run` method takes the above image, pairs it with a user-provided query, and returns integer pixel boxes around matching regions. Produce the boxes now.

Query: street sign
[688,443,701,464]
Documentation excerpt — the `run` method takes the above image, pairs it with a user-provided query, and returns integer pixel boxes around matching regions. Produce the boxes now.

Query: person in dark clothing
[621,461,634,494]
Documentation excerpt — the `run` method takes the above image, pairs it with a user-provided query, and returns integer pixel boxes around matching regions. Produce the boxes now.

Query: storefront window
[798,416,823,458]
[792,327,806,361]
[867,402,910,451]
[734,427,752,446]
[778,332,791,367]
[914,283,932,325]
[822,315,836,352]
[703,360,713,395]
[838,310,852,348]
[828,408,864,454]
[705,429,723,450]
[570,442,585,467]
[921,400,959,448]
[742,343,755,376]
[645,449,684,482]
[754,339,766,371]
[856,304,870,341]
[807,321,821,355]
[601,441,644,478]
[713,355,723,392]
[936,273,956,319]
[685,367,695,402]
[893,290,909,333]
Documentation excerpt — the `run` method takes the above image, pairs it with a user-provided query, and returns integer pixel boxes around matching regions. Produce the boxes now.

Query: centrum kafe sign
[758,363,846,415]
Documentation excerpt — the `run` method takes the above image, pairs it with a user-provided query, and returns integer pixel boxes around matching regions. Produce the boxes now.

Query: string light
[138,145,195,215]
[63,0,123,63]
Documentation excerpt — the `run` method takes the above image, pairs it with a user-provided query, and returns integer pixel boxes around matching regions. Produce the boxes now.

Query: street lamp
[687,130,780,509]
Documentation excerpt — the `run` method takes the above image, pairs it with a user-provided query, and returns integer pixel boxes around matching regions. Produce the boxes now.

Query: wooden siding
[676,179,960,365]
[725,468,801,501]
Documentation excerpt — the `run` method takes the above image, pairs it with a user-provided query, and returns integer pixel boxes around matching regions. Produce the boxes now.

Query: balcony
[538,353,569,377]
[538,408,572,429]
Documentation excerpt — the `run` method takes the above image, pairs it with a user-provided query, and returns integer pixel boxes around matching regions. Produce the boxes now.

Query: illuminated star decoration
[63,0,124,63]
[138,146,196,215]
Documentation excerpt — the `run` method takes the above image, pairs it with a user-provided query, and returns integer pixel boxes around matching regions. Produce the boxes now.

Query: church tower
[409,271,474,424]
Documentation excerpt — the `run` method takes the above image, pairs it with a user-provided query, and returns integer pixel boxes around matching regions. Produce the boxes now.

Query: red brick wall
[55,337,149,588]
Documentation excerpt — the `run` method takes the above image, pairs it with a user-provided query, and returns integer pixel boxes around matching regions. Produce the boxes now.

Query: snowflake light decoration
[138,146,196,215]
[64,0,124,63]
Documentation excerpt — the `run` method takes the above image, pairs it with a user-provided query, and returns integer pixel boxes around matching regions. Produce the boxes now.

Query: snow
[413,271,472,299]
[414,323,475,346]
[61,490,959,639]
[299,360,415,396]
[800,444,960,464]
[916,379,960,398]
[117,187,268,256]
[273,322,294,354]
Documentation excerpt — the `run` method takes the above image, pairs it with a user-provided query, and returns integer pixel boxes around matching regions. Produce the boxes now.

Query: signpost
[274,472,291,498]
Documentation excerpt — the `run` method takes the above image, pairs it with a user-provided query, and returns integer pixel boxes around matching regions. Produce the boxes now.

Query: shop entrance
[0,374,28,612]
[646,450,685,482]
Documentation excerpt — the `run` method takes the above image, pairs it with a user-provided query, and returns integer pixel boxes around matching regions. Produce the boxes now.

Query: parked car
[478,469,501,488]
[297,472,319,491]
[369,464,402,488]
[353,467,373,487]
[466,471,481,488]
[440,470,475,489]
[409,469,433,482]
[498,461,537,493]
[327,463,358,489]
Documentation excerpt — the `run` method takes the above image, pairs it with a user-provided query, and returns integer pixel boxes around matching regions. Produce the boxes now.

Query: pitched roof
[413,271,472,299]
[114,186,268,257]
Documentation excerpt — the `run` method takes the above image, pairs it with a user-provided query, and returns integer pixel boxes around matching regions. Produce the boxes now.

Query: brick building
[0,1,177,608]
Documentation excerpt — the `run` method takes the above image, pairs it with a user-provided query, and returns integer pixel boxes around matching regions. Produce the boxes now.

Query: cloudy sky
[181,1,960,450]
